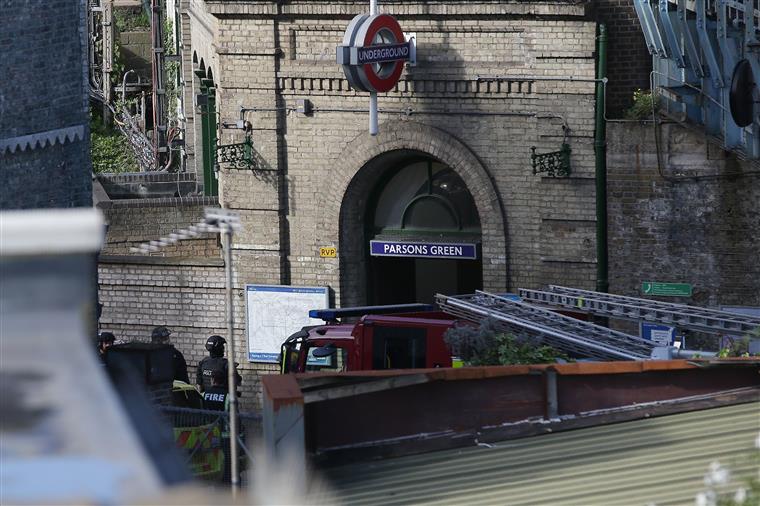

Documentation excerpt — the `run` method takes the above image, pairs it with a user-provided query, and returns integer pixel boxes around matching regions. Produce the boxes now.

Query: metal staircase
[436,291,655,361]
[519,286,760,335]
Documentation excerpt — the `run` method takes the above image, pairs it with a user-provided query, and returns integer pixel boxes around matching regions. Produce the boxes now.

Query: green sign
[641,282,692,297]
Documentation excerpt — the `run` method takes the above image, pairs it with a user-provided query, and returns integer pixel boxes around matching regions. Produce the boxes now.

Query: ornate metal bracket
[531,143,571,177]
[215,135,256,170]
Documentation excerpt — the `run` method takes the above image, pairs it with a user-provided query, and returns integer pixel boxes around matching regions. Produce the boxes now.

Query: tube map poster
[245,284,329,363]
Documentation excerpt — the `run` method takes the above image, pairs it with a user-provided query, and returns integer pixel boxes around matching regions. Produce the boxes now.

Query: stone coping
[99,254,224,267]
[98,196,219,209]
[96,172,197,183]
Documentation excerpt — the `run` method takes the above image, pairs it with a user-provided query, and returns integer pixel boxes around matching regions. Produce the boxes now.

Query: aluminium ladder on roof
[436,291,655,361]
[518,286,760,335]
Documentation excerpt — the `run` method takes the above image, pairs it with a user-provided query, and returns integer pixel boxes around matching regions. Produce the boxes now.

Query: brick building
[96,0,760,410]
[0,0,92,209]
[144,0,603,407]
[183,0,601,298]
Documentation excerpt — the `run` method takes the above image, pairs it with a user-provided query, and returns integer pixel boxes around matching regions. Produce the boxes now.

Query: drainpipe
[594,24,609,294]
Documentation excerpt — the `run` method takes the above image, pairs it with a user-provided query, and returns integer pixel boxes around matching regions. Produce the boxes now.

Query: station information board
[245,284,329,363]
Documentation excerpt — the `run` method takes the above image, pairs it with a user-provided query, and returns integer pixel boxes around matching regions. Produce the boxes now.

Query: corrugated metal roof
[321,402,760,505]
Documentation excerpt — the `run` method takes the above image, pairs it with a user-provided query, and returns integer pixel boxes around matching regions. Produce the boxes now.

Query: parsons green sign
[641,282,692,297]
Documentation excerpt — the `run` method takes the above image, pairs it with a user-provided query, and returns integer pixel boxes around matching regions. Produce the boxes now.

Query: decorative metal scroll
[216,136,255,170]
[531,143,571,177]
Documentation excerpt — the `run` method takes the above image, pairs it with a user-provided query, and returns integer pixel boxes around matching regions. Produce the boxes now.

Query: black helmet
[98,331,116,344]
[206,335,226,354]
[151,326,172,343]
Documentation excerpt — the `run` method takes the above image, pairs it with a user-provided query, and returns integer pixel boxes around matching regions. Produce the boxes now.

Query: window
[372,326,427,369]
[305,345,348,372]
[372,160,480,234]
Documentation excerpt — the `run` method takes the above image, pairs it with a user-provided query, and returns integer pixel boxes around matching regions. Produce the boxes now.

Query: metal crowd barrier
[159,405,262,485]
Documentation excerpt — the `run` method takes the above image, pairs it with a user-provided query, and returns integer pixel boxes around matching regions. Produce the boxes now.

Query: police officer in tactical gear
[196,335,241,393]
[202,370,228,411]
[96,331,115,361]
[151,326,190,383]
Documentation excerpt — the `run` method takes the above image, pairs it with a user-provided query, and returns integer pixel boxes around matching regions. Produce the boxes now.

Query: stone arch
[323,120,508,306]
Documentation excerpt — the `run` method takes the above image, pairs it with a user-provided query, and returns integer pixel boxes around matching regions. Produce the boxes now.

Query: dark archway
[329,121,508,308]
[339,149,483,306]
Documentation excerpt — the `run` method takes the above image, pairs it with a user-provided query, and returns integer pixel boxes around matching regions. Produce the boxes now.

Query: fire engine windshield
[305,345,348,372]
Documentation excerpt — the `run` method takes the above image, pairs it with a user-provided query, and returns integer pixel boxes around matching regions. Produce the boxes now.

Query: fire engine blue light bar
[310,303,435,321]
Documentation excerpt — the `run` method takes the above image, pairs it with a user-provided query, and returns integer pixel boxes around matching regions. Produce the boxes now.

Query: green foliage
[444,318,568,366]
[164,18,180,126]
[624,88,660,120]
[718,327,760,358]
[496,334,567,366]
[90,112,140,174]
[111,37,125,89]
[114,7,150,33]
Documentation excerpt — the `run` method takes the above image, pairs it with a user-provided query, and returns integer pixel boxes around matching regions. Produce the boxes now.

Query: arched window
[372,160,481,234]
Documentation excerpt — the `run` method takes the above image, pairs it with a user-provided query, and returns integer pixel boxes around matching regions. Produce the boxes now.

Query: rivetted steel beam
[660,0,687,67]
[678,0,706,76]
[716,1,739,73]
[696,0,726,87]
[745,0,760,80]
[717,0,743,146]
[634,0,669,57]
[744,0,760,157]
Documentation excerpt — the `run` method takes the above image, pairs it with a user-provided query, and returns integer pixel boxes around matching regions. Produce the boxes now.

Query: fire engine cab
[279,304,460,374]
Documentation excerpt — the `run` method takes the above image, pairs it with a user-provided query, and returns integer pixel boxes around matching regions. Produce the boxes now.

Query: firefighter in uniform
[196,335,241,393]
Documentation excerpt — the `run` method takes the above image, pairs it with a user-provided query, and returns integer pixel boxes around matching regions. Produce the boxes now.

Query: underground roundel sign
[337,14,411,93]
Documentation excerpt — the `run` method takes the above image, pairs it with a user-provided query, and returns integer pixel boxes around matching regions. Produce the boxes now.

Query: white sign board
[245,284,329,363]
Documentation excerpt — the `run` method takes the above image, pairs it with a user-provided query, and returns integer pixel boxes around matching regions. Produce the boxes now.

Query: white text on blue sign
[370,240,477,260]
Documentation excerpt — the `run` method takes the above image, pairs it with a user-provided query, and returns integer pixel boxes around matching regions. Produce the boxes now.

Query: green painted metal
[198,80,218,197]
[321,402,760,506]
[595,23,609,294]
[530,143,571,177]
[206,87,218,196]
[216,135,256,170]
[199,84,212,196]
[642,281,693,297]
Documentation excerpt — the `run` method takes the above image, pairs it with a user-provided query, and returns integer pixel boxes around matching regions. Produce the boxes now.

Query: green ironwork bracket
[215,135,256,171]
[531,143,572,177]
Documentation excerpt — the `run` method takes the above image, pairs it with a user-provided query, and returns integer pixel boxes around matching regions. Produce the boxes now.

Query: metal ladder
[436,291,655,361]
[519,286,760,335]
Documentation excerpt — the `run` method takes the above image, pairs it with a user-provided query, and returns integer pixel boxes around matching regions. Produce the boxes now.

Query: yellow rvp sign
[319,247,337,258]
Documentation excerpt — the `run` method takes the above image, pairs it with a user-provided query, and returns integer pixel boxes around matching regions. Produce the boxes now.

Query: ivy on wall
[90,111,139,174]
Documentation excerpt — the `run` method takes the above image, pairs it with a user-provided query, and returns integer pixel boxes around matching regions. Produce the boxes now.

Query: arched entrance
[330,121,508,309]
[367,153,483,304]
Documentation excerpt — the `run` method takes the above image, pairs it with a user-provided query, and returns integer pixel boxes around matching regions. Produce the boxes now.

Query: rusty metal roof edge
[292,359,760,386]
[311,386,760,467]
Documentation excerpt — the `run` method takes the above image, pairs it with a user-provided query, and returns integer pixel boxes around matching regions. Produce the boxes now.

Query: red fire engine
[279,304,461,374]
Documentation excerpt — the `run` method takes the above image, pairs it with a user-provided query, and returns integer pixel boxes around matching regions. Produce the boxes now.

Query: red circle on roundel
[361,14,405,93]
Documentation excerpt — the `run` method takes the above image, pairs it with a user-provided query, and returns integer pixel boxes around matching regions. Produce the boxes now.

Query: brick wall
[99,257,280,412]
[98,197,281,411]
[119,31,152,82]
[607,121,760,306]
[100,198,221,257]
[591,0,652,118]
[164,0,603,406]
[0,0,91,209]
[197,0,601,307]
